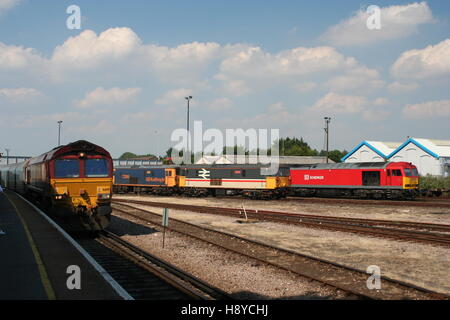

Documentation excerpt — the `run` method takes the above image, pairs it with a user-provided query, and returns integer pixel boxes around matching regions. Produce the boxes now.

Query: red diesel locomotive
[289,162,419,199]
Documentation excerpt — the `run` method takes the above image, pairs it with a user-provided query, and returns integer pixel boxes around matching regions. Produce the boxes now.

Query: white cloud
[309,92,369,114]
[388,81,419,93]
[75,87,141,108]
[0,27,385,98]
[0,42,44,69]
[373,98,390,106]
[325,66,384,92]
[50,29,220,84]
[154,88,193,105]
[321,2,434,46]
[219,45,352,78]
[292,82,317,92]
[391,38,450,79]
[142,42,220,72]
[12,112,93,129]
[307,93,390,121]
[216,44,382,97]
[403,99,450,118]
[0,88,43,102]
[0,0,22,14]
[215,75,250,97]
[208,98,233,111]
[52,28,141,69]
[362,109,390,121]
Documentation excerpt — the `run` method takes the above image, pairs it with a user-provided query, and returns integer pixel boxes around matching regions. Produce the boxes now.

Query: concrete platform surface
[0,190,124,300]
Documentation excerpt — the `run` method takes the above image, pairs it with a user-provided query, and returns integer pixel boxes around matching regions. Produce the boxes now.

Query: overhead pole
[57,120,63,146]
[185,96,193,157]
[5,148,10,165]
[324,117,331,163]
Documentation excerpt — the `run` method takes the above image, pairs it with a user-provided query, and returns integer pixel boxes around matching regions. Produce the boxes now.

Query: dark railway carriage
[289,162,419,199]
[179,164,291,199]
[113,166,179,195]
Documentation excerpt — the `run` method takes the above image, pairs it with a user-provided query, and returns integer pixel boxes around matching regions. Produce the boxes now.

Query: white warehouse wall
[344,145,385,163]
[390,142,442,176]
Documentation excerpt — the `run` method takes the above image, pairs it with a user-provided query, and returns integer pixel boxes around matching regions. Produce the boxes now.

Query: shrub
[419,175,450,190]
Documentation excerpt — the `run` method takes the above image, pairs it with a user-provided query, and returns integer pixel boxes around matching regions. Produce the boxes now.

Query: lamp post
[5,148,10,165]
[185,96,193,155]
[324,117,331,163]
[57,120,63,146]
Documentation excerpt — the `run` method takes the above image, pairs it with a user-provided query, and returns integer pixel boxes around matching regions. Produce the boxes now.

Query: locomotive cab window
[404,168,419,176]
[392,169,402,176]
[85,159,109,177]
[55,159,80,178]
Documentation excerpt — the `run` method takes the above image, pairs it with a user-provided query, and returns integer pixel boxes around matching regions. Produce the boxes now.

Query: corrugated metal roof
[342,140,401,161]
[366,141,401,157]
[429,139,450,147]
[409,138,450,158]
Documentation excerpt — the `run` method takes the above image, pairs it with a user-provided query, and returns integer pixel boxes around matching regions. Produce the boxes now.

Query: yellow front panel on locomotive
[51,178,112,209]
[403,177,419,189]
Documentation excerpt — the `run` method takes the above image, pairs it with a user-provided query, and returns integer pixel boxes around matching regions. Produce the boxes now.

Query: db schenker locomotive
[0,140,113,230]
[289,161,419,199]
[113,161,419,199]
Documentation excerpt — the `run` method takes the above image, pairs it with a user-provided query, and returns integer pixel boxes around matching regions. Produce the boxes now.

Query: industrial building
[343,138,450,177]
[342,141,401,163]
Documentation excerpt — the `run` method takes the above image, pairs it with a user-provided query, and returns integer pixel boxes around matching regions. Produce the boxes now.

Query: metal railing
[0,156,31,165]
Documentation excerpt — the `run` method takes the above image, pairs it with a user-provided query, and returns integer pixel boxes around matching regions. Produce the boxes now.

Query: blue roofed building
[343,138,450,177]
[342,141,401,163]
[387,138,450,177]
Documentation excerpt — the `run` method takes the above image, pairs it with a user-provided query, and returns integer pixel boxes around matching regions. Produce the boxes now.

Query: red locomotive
[289,162,419,199]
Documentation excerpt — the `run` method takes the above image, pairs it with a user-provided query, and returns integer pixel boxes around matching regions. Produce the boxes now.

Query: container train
[113,161,419,200]
[0,140,113,231]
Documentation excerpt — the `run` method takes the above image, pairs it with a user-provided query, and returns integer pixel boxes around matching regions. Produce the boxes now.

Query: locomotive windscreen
[55,159,80,178]
[85,159,109,177]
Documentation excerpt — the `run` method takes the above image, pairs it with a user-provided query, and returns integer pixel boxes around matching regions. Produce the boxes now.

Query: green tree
[277,137,318,156]
[119,152,138,159]
[319,149,348,163]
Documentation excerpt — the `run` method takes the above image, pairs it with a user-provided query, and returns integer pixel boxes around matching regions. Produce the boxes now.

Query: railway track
[75,230,232,300]
[111,202,450,300]
[112,199,450,248]
[287,196,450,208]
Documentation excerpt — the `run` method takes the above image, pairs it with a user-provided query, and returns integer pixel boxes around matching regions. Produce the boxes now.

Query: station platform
[0,190,124,300]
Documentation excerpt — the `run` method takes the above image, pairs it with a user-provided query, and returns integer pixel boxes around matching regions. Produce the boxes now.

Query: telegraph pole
[324,117,331,163]
[5,148,10,165]
[185,96,193,155]
[57,120,63,146]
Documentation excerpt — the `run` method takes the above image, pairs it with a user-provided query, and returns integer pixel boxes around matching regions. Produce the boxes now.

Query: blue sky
[0,0,449,157]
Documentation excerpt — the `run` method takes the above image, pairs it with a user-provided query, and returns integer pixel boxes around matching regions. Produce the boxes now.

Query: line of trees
[120,137,348,163]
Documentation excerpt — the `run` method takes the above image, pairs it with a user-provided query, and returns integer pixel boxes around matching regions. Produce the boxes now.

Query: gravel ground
[108,212,352,300]
[114,194,450,224]
[111,195,450,296]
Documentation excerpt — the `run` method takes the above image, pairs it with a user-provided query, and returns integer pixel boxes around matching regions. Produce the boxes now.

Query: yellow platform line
[5,193,56,300]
